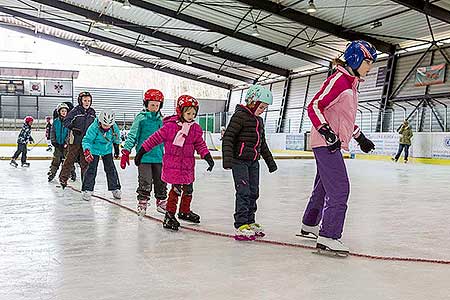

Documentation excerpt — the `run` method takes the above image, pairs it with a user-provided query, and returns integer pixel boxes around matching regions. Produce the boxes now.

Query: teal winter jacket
[123,110,164,163]
[82,119,121,156]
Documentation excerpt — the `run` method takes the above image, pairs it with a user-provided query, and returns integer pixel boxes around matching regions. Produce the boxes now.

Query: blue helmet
[245,84,273,105]
[344,40,377,70]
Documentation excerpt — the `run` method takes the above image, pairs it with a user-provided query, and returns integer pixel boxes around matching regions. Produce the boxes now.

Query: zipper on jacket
[253,117,260,161]
[239,142,245,156]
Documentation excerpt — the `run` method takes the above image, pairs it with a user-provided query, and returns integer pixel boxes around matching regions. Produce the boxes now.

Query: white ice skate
[81,191,92,201]
[316,236,349,257]
[234,224,256,241]
[112,189,122,200]
[156,199,167,214]
[249,223,265,238]
[137,201,148,219]
[296,223,319,239]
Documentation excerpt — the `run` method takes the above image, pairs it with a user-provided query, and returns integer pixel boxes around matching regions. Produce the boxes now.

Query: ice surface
[1,159,449,300]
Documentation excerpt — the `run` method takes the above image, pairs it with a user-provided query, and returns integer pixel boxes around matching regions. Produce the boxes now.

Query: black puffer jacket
[63,105,96,145]
[17,123,33,144]
[222,105,276,171]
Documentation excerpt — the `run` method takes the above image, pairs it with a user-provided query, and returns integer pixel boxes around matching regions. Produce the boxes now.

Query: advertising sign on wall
[415,63,446,86]
[29,81,42,95]
[44,80,73,96]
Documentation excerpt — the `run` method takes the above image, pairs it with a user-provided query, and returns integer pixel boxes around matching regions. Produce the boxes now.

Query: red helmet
[24,116,34,124]
[144,89,164,103]
[45,116,51,121]
[176,95,199,116]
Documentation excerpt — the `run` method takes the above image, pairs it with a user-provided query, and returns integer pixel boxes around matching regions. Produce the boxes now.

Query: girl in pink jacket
[134,95,214,231]
[299,41,376,255]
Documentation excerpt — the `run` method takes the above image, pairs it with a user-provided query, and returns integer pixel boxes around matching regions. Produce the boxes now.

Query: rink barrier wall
[69,185,450,266]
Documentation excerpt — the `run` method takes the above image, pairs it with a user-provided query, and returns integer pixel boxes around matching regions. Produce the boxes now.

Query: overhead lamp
[122,0,131,9]
[213,43,220,53]
[251,24,260,37]
[186,56,193,65]
[104,24,112,32]
[307,41,316,48]
[370,20,382,29]
[306,0,317,13]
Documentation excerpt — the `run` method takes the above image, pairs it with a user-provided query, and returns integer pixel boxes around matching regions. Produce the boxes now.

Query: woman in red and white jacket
[299,40,376,255]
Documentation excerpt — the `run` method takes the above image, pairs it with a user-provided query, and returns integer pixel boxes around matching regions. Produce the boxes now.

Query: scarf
[173,121,195,147]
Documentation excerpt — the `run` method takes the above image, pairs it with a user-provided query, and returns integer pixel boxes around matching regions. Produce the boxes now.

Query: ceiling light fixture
[251,24,260,37]
[370,20,382,29]
[306,0,317,13]
[122,0,131,9]
[213,43,220,53]
[186,56,192,65]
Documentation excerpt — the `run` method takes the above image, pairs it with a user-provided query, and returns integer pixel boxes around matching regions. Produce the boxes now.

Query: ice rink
[1,158,450,300]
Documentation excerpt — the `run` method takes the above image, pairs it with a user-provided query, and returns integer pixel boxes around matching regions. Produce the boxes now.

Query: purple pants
[302,147,350,239]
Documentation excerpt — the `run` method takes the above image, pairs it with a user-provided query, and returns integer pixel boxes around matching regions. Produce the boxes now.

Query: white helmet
[99,110,115,126]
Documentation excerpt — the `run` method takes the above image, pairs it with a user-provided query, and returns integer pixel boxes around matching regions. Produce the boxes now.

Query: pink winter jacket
[141,115,210,185]
[308,66,362,151]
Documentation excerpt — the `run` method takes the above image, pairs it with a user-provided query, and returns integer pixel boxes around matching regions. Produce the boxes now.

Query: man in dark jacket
[222,84,277,241]
[59,91,96,188]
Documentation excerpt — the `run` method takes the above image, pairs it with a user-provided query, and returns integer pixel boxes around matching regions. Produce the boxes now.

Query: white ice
[1,158,450,300]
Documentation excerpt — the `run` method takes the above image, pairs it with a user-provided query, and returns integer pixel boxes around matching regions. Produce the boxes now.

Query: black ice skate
[59,180,67,189]
[70,170,77,181]
[21,162,30,167]
[48,173,56,182]
[163,212,180,231]
[10,160,18,168]
[178,211,200,224]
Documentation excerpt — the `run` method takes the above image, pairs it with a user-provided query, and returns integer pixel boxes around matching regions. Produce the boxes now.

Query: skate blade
[234,235,256,241]
[295,233,317,240]
[163,225,179,231]
[315,248,349,258]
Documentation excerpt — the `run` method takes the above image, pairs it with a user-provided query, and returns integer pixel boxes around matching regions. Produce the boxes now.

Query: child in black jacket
[10,116,35,167]
[222,84,277,241]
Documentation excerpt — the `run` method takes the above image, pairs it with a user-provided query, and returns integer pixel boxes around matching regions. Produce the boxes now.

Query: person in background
[45,116,52,152]
[10,116,35,168]
[392,119,413,163]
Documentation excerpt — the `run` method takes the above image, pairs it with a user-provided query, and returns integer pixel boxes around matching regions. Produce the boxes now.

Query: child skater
[47,103,70,182]
[134,95,214,231]
[299,40,376,255]
[10,116,35,168]
[81,110,121,201]
[222,84,278,241]
[120,89,168,216]
[45,116,52,151]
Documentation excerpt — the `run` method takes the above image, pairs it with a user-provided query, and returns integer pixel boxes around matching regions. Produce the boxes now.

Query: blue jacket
[123,110,164,163]
[82,119,121,156]
[64,105,96,145]
[50,118,69,146]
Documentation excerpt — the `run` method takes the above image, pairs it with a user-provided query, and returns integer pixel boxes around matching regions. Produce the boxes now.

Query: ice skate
[112,189,122,200]
[316,236,349,257]
[391,157,398,162]
[46,146,52,152]
[10,160,18,168]
[156,199,167,214]
[48,173,56,182]
[21,162,30,167]
[404,159,408,164]
[234,224,256,241]
[178,211,200,224]
[163,212,180,231]
[81,190,92,201]
[296,223,319,239]
[59,180,67,189]
[249,223,265,237]
[137,200,148,219]
[70,170,77,181]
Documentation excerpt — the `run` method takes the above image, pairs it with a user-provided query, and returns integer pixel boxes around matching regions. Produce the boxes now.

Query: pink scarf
[173,121,195,147]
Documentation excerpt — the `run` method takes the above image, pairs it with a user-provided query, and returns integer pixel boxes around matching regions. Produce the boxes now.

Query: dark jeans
[395,144,410,161]
[232,159,260,229]
[82,153,121,192]
[12,143,27,164]
[137,163,167,201]
[60,144,88,183]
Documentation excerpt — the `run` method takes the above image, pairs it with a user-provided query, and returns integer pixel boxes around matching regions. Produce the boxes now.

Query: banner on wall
[29,81,42,95]
[44,80,73,96]
[415,64,446,86]
[0,79,24,95]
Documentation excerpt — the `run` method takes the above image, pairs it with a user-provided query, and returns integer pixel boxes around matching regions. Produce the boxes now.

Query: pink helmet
[24,116,34,124]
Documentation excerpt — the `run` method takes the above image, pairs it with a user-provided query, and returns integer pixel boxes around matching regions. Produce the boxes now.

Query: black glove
[113,143,120,159]
[29,137,34,143]
[204,153,214,172]
[134,147,147,166]
[268,161,278,173]
[72,128,82,135]
[355,132,375,153]
[318,124,341,152]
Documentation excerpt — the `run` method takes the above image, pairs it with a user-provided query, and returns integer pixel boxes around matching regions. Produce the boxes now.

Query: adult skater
[392,120,413,163]
[10,116,34,168]
[299,40,376,255]
[59,91,96,188]
[120,89,168,216]
[134,95,214,231]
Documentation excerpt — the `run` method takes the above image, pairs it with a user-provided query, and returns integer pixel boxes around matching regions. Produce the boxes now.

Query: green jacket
[399,125,413,145]
[124,110,164,163]
[82,119,121,156]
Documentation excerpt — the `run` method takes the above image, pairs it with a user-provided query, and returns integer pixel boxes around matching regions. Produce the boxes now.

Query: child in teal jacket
[120,89,167,217]
[81,110,121,201]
